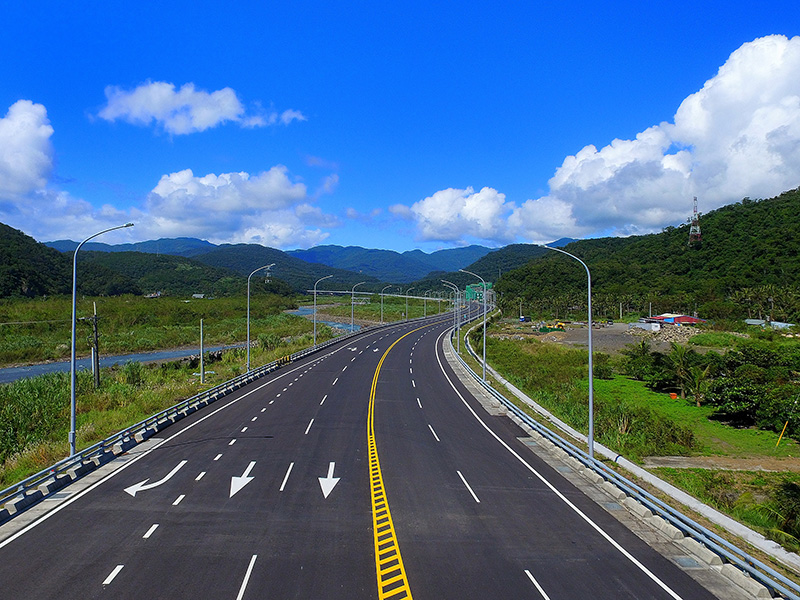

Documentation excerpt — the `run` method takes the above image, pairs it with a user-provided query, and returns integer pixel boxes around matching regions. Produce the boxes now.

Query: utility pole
[79,302,101,389]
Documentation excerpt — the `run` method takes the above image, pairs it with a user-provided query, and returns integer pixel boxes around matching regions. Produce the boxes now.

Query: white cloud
[396,35,800,245]
[140,166,337,247]
[393,186,515,244]
[97,81,306,135]
[0,100,54,200]
[509,34,800,242]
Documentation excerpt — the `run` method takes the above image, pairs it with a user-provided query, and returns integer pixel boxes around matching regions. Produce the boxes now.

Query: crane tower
[688,196,702,247]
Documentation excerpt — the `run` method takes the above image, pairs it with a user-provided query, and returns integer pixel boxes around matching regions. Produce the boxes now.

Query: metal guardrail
[0,310,447,523]
[454,322,800,600]
[0,325,372,521]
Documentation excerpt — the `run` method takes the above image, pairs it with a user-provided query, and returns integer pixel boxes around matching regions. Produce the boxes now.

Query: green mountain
[46,237,217,257]
[496,187,800,322]
[287,244,493,283]
[79,251,244,297]
[0,223,71,297]
[192,244,381,291]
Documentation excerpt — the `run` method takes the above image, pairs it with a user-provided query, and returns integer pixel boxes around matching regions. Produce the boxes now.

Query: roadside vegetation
[0,293,298,366]
[0,313,336,488]
[473,315,800,553]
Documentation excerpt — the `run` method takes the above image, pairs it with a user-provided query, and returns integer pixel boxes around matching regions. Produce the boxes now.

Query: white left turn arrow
[230,461,256,497]
[318,462,340,498]
[124,461,188,497]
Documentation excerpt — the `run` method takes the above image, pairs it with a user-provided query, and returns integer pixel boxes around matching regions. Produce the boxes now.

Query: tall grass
[0,316,335,487]
[0,294,298,366]
[485,335,696,460]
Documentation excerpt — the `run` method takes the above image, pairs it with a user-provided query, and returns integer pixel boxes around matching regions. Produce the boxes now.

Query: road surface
[0,312,722,598]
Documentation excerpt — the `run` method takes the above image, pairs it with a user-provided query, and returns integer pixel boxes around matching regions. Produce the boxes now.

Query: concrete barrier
[720,564,772,598]
[37,475,71,495]
[679,537,723,566]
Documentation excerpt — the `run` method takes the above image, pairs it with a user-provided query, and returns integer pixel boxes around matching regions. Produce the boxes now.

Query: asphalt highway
[0,310,719,599]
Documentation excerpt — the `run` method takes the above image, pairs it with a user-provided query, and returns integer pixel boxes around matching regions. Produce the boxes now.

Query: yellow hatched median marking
[368,329,423,600]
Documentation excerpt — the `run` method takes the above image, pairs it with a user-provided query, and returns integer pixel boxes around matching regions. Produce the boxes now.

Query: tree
[686,365,711,408]
[667,342,690,399]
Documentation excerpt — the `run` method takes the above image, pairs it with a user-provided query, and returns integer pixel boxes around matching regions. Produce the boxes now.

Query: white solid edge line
[524,570,553,600]
[279,462,294,492]
[236,555,258,600]
[434,330,685,600]
[456,470,480,503]
[103,564,124,585]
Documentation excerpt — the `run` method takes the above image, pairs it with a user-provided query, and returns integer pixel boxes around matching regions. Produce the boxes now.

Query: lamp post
[442,280,460,353]
[247,263,275,372]
[70,222,134,456]
[380,284,392,324]
[405,287,414,321]
[351,281,366,332]
[541,244,595,458]
[314,275,333,346]
[460,269,487,381]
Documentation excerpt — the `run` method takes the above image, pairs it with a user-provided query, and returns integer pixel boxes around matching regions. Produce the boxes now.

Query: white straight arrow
[230,461,257,498]
[124,460,188,497]
[318,462,340,498]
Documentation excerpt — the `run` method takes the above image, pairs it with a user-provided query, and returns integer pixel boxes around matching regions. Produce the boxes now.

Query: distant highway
[0,311,718,598]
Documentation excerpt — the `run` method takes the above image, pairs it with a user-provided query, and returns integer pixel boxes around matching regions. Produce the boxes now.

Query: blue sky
[1,2,799,252]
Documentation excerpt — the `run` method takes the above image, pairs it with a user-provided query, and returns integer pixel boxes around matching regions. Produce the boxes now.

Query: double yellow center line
[368,328,423,600]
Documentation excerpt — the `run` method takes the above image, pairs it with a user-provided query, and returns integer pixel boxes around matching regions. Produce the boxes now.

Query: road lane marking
[434,330,686,600]
[251,416,257,421]
[124,460,188,497]
[241,427,248,433]
[525,570,553,600]
[342,365,348,372]
[417,398,422,409]
[103,565,124,585]
[195,471,206,481]
[412,380,416,388]
[457,471,480,503]
[229,439,237,446]
[332,377,339,385]
[236,555,258,600]
[214,454,223,461]
[261,408,267,412]
[369,328,432,600]
[305,419,314,435]
[143,524,159,539]
[428,424,440,442]
[279,462,294,492]
[172,495,185,506]
[320,394,328,405]
[269,400,275,404]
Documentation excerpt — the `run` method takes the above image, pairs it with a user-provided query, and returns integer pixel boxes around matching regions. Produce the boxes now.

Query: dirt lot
[498,321,677,355]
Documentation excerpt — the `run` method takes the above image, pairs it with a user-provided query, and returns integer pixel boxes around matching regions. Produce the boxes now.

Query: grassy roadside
[0,294,298,366]
[459,316,800,555]
[0,316,337,489]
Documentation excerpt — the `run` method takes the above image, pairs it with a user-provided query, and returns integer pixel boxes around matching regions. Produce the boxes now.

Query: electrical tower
[688,196,702,247]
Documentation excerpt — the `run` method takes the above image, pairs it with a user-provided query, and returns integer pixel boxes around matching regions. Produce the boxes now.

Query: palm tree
[685,364,711,408]
[667,342,690,399]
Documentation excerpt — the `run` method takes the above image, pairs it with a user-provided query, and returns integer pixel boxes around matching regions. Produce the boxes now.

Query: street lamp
[380,284,392,324]
[460,269,487,381]
[351,281,366,332]
[70,222,134,456]
[541,244,595,458]
[405,287,414,321]
[314,275,333,346]
[442,280,460,353]
[247,263,275,372]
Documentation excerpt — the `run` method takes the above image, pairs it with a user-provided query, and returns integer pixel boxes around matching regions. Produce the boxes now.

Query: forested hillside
[496,188,800,322]
[192,244,380,291]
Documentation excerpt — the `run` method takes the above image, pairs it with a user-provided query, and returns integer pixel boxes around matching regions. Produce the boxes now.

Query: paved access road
[0,311,718,599]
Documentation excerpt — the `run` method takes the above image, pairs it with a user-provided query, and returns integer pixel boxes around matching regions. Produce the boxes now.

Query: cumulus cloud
[140,166,337,247]
[509,34,800,242]
[391,187,515,244]
[397,35,800,245]
[97,81,306,135]
[0,100,54,200]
